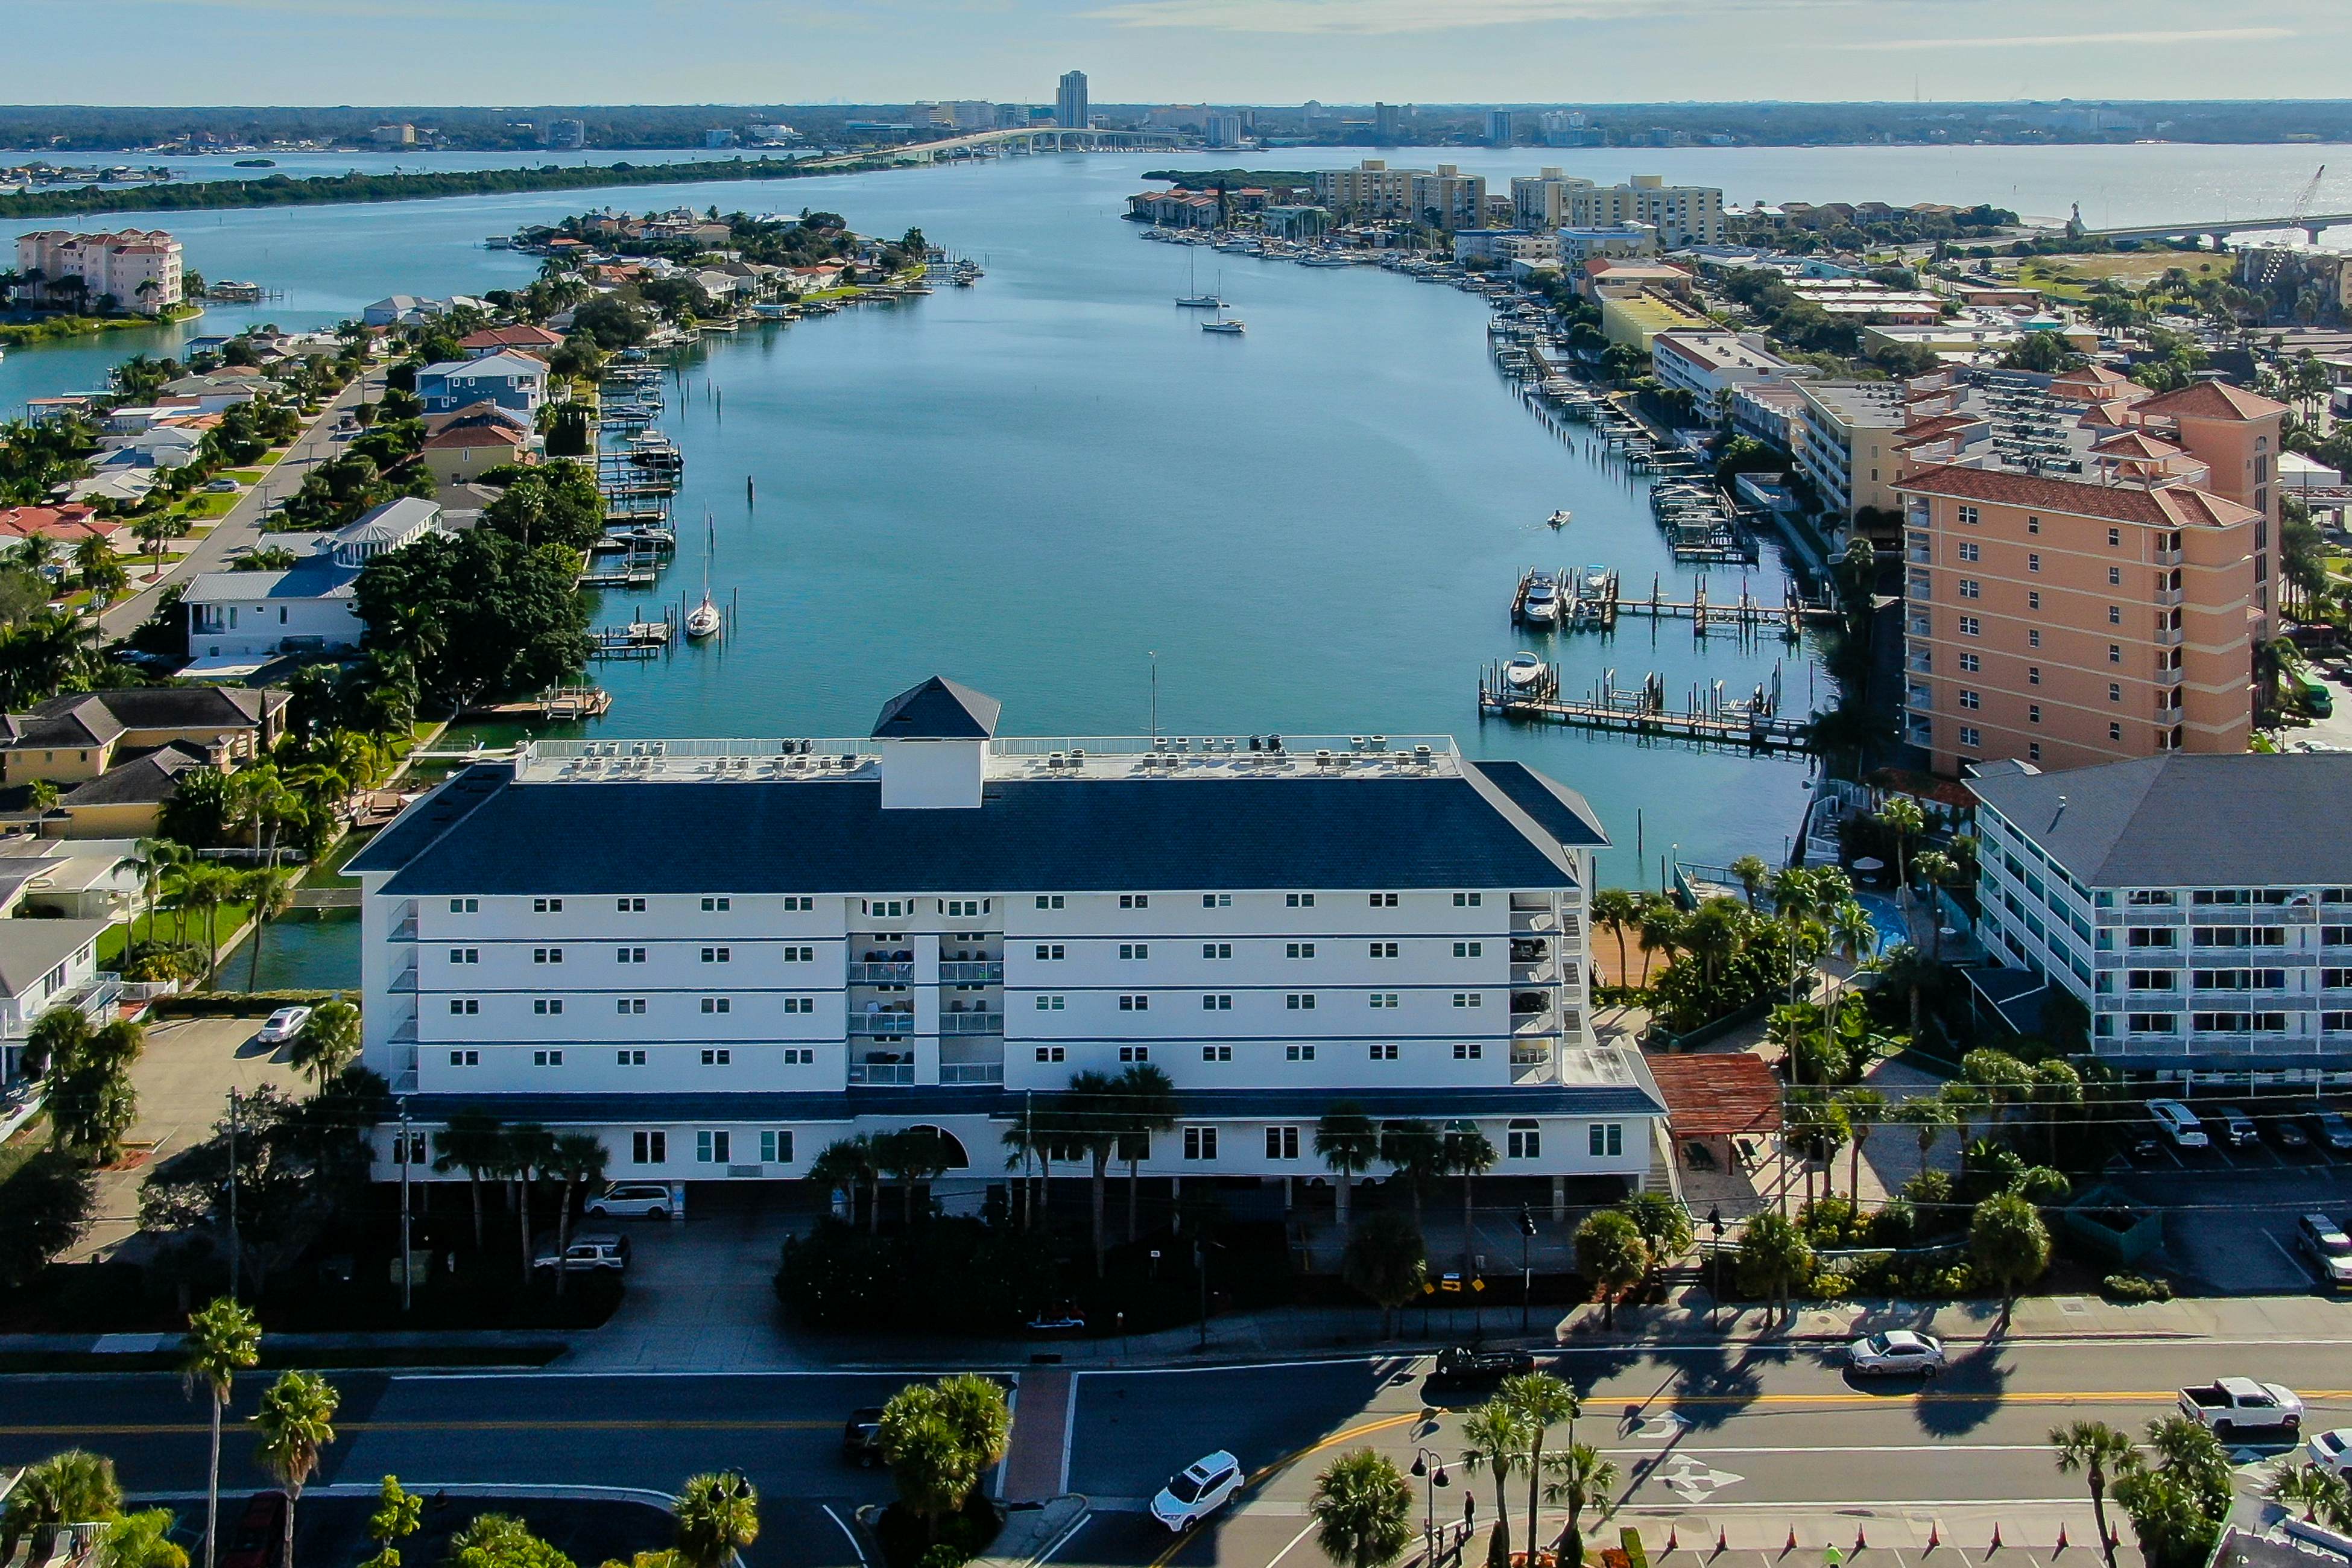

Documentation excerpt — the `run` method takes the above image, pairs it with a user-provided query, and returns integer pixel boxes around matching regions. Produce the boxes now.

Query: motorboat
[1584,564,1611,596]
[1299,252,1350,267]
[1522,573,1561,625]
[1547,510,1572,529]
[1503,653,1546,690]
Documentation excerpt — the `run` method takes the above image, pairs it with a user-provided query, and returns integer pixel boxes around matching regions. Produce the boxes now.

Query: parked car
[2299,1214,2352,1290]
[842,1407,885,1466]
[1025,1304,1086,1335]
[220,1492,288,1568]
[1847,1330,1946,1377]
[2178,1378,2303,1436]
[2315,1112,2352,1152]
[2275,1119,2312,1151]
[255,1007,312,1044]
[206,476,239,493]
[2309,1428,2352,1474]
[2148,1099,2208,1149]
[1151,1452,1242,1532]
[583,1182,678,1220]
[2210,1106,2260,1148]
[530,1233,630,1272]
[1434,1345,1536,1385]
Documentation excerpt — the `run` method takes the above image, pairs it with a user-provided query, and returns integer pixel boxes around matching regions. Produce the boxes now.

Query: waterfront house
[0,919,114,1083]
[0,685,287,788]
[422,421,531,487]
[0,505,116,545]
[414,352,549,419]
[348,676,1664,1210]
[183,499,444,670]
[457,324,564,359]
[13,229,183,315]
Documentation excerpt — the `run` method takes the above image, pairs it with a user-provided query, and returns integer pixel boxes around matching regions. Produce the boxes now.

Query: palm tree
[808,1136,879,1230]
[1877,796,1924,892]
[1939,1081,1992,1178]
[2268,1461,2347,1530]
[180,1297,261,1568]
[2050,1420,2139,1568]
[1540,1444,1620,1568]
[876,1126,949,1225]
[1770,867,1820,1006]
[236,868,295,991]
[1727,855,1770,910]
[1634,894,1682,986]
[1381,1120,1443,1230]
[1589,888,1639,985]
[1309,1451,1414,1568]
[1500,1373,1579,1556]
[1443,1125,1498,1274]
[1459,1400,1528,1568]
[251,1369,339,1568]
[288,997,360,1092]
[1573,1209,1649,1329]
[2,1452,121,1561]
[545,1131,609,1298]
[1114,1063,1178,1241]
[999,1104,1060,1232]
[1892,1098,1954,1185]
[432,1112,505,1249]
[1912,851,1958,959]
[503,1124,556,1285]
[672,1473,759,1568]
[1825,899,1880,1040]
[1065,1070,1124,1274]
[1834,1087,1888,1203]
[1315,1105,1380,1233]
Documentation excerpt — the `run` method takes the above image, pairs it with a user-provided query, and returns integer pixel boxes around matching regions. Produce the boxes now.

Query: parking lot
[2113,1096,2352,1295]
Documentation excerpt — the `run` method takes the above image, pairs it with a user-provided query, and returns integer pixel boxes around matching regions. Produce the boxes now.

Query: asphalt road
[2,1342,2345,1568]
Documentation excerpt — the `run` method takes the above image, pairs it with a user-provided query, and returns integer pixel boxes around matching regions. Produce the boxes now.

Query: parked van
[2150,1099,2210,1149]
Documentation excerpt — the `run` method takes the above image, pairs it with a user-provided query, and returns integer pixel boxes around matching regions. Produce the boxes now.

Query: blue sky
[3,0,2339,106]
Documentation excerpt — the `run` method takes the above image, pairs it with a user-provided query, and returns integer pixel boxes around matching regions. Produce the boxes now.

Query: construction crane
[2256,164,2328,289]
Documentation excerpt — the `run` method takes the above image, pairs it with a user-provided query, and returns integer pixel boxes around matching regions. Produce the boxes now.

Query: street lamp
[1707,1207,1726,1332]
[1409,1447,1451,1567]
[1517,1204,1537,1334]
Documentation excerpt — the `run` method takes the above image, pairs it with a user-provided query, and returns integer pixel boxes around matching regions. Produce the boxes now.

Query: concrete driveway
[561,1186,814,1370]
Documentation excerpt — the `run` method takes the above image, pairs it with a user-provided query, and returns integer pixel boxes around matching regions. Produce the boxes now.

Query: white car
[2149,1099,2210,1149]
[583,1181,680,1220]
[1848,1330,1946,1377]
[2309,1429,2352,1473]
[1151,1451,1242,1532]
[256,1007,313,1044]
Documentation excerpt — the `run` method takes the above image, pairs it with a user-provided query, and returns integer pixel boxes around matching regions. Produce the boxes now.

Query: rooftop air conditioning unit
[1070,749,1086,764]
[1316,750,1333,767]
[1048,752,1066,770]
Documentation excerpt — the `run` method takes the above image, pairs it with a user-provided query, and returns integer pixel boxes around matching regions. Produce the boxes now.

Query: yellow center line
[0,1420,841,1435]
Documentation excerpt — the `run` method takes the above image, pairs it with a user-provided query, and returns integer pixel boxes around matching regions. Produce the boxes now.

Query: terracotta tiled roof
[2132,380,2289,421]
[1646,1052,1783,1137]
[458,325,564,352]
[1896,462,2259,528]
[2090,430,2185,460]
[423,424,526,450]
[2051,365,2137,391]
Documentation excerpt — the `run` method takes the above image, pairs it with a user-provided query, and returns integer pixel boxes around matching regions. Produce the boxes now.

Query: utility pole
[1517,1204,1536,1333]
[398,1100,414,1314]
[226,1088,241,1301]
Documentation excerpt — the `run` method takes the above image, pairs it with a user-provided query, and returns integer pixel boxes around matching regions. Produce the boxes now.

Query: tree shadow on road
[1908,1338,2011,1437]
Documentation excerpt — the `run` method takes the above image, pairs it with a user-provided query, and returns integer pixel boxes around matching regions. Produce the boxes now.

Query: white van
[2149,1099,2210,1149]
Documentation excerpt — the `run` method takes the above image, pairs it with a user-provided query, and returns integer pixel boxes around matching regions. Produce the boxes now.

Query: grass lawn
[2019,253,2235,301]
[258,449,286,467]
[222,468,265,484]
[0,1117,49,1191]
[100,900,258,965]
[171,493,238,522]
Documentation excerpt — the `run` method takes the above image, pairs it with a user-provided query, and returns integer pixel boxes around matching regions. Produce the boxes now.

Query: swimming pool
[1853,891,1913,954]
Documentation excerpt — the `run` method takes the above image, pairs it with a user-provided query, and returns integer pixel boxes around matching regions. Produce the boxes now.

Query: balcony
[1905,683,1933,711]
[2155,548,2183,567]
[1908,618,1932,639]
[940,1011,1003,1034]
[848,1061,915,1086]
[1,973,122,1040]
[938,961,1004,984]
[2155,587,2184,607]
[390,914,419,943]
[847,961,914,984]
[389,962,419,994]
[849,1011,917,1037]
[941,1062,1005,1085]
[2157,665,2183,686]
[1908,577,1932,601]
[1511,958,1558,985]
[2154,626,2184,646]
[1906,651,1933,675]
[1510,909,1559,935]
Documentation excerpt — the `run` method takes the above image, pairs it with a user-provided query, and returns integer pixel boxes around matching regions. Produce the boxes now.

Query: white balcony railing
[940,1012,1004,1034]
[847,961,915,984]
[848,1061,915,1085]
[938,962,1004,984]
[849,1013,917,1036]
[941,1062,1005,1085]
[1,974,122,1040]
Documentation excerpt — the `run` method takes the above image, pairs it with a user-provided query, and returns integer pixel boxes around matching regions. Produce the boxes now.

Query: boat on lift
[1503,653,1546,690]
[1521,572,1561,626]
[685,513,722,640]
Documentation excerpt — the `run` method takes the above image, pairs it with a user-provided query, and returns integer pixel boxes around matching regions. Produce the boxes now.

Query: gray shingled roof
[0,919,110,999]
[61,743,210,808]
[871,676,1001,740]
[1968,754,2352,887]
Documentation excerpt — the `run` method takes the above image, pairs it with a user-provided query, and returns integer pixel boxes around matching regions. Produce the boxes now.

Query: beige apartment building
[1310,159,1489,229]
[1569,175,1725,248]
[13,230,184,315]
[1895,367,2287,777]
[1794,379,1911,534]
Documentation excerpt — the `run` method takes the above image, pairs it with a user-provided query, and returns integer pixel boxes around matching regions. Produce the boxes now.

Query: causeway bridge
[806,127,1189,170]
[2073,213,2352,247]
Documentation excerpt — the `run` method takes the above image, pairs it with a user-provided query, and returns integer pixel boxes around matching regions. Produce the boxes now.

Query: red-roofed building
[0,506,119,543]
[458,324,566,358]
[421,420,532,487]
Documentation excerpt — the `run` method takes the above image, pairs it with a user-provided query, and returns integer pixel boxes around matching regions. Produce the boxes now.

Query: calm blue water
[24,144,2347,988]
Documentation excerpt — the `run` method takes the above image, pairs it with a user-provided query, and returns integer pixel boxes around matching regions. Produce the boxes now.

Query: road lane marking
[0,1419,844,1435]
[1060,1374,1080,1496]
[821,1505,868,1568]
[1263,1522,1318,1568]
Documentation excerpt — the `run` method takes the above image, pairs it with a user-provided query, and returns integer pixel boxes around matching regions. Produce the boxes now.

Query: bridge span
[2076,212,2352,246]
[805,126,1189,171]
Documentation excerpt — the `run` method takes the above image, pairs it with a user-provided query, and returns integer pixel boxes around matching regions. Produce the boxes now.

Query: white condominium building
[1567,177,1724,248]
[350,678,1664,1201]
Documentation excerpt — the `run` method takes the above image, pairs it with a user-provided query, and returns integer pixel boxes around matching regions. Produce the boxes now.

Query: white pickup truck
[2178,1378,2304,1435]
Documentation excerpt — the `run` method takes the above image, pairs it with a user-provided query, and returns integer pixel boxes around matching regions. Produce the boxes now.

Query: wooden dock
[1567,571,1832,639]
[580,566,659,589]
[589,617,675,661]
[460,685,613,722]
[1478,662,1812,753]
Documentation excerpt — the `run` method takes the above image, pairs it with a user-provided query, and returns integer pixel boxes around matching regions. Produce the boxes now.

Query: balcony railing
[2155,587,2184,607]
[940,1011,1004,1034]
[389,964,419,994]
[941,1062,1005,1085]
[390,915,419,943]
[2156,548,2183,567]
[2,975,123,1041]
[2155,626,2184,646]
[938,961,1004,984]
[849,1013,917,1036]
[848,1062,915,1085]
[847,961,915,984]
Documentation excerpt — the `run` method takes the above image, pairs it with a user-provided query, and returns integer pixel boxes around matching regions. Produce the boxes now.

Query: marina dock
[1517,567,1832,639]
[589,616,677,661]
[460,684,614,722]
[1479,661,1813,752]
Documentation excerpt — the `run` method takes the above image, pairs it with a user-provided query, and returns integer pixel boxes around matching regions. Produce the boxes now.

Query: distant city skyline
[2,0,2343,107]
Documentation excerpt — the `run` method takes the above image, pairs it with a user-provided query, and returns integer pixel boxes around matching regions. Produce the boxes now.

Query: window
[2109,567,2123,587]
[1119,894,1149,909]
[2108,528,2121,547]
[616,897,646,912]
[1507,1121,1540,1159]
[1203,943,1232,958]
[783,896,814,911]
[616,947,646,963]
[1201,1045,1232,1061]
[2028,706,2041,725]
[701,896,732,912]
[1285,1044,1317,1061]
[1958,505,1979,526]
[2108,644,2122,665]
[2026,516,2040,535]
[617,998,647,1015]
[867,900,906,918]
[1453,1042,1484,1059]
[1369,1043,1399,1060]
[1959,690,1980,710]
[760,1131,795,1164]
[1958,542,1979,562]
[1369,893,1399,907]
[1035,994,1066,1010]
[1035,1046,1067,1063]
[1183,1127,1218,1160]
[1958,578,1981,600]
[697,1131,732,1164]
[2109,683,2122,703]
[2128,970,2180,992]
[1202,894,1230,908]
[1119,1045,1151,1063]
[2126,1014,2178,1034]
[1201,994,1231,1010]
[701,947,732,963]
[632,1131,666,1165]
[2108,605,2122,625]
[1286,993,1316,1010]
[1267,1126,1300,1159]
[1286,941,1316,958]
[2027,666,2040,686]
[2028,628,2041,648]
[617,1048,647,1064]
[1119,994,1151,1011]
[1589,1123,1623,1157]
[1370,993,1399,1008]
[2026,552,2040,573]
[783,997,814,1013]
[449,947,479,964]
[1035,895,1064,910]
[1959,617,1981,637]
[2109,723,2122,741]
[1119,943,1150,960]
[1453,941,1483,958]
[448,998,479,1015]
[533,898,564,913]
[944,899,987,917]
[1035,944,1064,961]
[701,1048,732,1064]
[783,1048,814,1064]
[533,999,565,1016]
[701,997,732,1014]
[1959,653,1980,673]
[783,946,814,963]
[1369,941,1400,958]
[1453,892,1483,906]
[532,1048,564,1066]
[533,947,563,964]
[447,1049,479,1066]
[1453,992,1483,1008]
[1959,726,1982,747]
[1286,893,1316,908]
[448,898,478,914]
[2027,591,2041,612]
[2028,744,2042,762]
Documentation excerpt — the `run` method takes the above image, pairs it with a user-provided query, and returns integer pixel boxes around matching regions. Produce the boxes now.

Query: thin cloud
[1087,0,1721,33]
[1833,25,2294,49]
